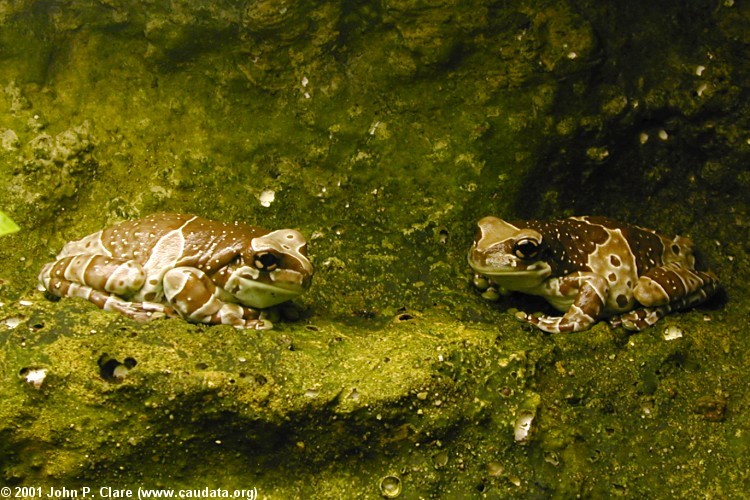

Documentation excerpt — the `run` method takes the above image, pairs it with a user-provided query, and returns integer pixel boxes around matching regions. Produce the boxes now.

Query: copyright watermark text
[1,486,258,499]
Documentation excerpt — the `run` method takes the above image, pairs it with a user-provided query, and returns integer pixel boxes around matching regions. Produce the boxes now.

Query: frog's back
[581,216,696,273]
[57,213,267,266]
[58,213,186,261]
[520,216,694,278]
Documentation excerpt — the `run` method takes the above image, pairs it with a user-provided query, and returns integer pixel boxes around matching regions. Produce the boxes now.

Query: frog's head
[225,229,313,308]
[468,216,552,291]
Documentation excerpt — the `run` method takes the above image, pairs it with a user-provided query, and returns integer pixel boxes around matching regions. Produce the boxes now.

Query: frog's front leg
[40,254,174,321]
[162,267,270,330]
[611,262,719,331]
[472,273,506,301]
[524,273,609,333]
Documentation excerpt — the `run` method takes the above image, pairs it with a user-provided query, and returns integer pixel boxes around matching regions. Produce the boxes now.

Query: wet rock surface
[0,0,748,496]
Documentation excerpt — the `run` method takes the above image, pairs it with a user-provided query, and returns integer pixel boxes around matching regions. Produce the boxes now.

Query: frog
[468,215,719,333]
[38,213,314,330]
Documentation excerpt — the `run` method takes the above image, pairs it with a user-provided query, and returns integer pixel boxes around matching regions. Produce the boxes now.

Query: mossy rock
[0,0,749,497]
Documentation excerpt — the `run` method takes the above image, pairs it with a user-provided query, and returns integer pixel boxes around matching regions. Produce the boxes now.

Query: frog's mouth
[227,266,309,309]
[468,251,552,291]
[233,277,304,309]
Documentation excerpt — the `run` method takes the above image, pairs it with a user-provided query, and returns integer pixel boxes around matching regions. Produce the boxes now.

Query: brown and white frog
[39,213,313,329]
[468,216,719,333]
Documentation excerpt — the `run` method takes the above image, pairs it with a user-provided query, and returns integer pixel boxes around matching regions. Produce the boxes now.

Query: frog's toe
[619,317,644,331]
[526,308,599,333]
[481,287,501,301]
[513,310,530,323]
[608,315,623,328]
[100,297,174,323]
[141,301,175,316]
[473,274,490,291]
[233,318,272,330]
[611,307,666,331]
[254,319,273,330]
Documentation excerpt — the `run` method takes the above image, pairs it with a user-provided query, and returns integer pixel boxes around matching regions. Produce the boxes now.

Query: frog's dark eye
[513,237,541,260]
[254,251,280,271]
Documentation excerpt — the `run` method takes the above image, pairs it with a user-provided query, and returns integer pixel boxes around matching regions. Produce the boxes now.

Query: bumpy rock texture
[1,0,749,496]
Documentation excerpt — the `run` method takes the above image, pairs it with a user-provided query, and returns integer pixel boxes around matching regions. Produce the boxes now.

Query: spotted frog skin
[39,213,313,329]
[468,216,719,333]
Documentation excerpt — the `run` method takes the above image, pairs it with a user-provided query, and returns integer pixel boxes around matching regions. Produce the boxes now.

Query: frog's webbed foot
[524,308,597,334]
[44,278,174,322]
[163,267,268,329]
[609,307,668,331]
[472,274,508,301]
[102,296,175,322]
[211,303,270,330]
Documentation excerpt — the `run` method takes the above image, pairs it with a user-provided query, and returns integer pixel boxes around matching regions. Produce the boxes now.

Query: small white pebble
[658,129,669,141]
[663,325,683,341]
[514,411,535,443]
[23,368,48,389]
[2,317,23,329]
[259,190,275,207]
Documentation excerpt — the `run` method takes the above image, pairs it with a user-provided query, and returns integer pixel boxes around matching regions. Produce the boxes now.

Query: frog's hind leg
[525,273,609,333]
[40,254,146,297]
[611,262,719,331]
[162,267,269,330]
[39,255,174,321]
[50,280,173,321]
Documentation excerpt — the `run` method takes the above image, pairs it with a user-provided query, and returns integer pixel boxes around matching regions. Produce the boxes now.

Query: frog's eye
[254,251,280,271]
[513,237,541,260]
